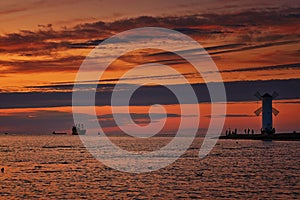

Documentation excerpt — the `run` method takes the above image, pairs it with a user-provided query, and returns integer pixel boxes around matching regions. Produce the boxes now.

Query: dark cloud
[1,79,299,109]
[69,39,105,48]
[0,7,299,56]
[99,113,181,120]
[0,92,72,109]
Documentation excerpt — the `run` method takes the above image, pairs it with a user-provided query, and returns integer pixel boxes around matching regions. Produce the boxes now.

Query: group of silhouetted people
[225,128,237,136]
[244,128,255,135]
[225,128,255,136]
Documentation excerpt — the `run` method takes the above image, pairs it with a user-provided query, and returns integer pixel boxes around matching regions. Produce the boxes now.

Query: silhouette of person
[244,129,247,134]
[1,167,4,173]
[248,128,250,134]
[234,128,237,135]
[251,129,254,134]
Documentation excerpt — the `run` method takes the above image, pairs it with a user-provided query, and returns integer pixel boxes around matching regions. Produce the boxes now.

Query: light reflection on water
[0,135,299,199]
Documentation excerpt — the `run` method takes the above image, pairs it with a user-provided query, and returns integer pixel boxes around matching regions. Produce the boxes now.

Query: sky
[0,0,299,134]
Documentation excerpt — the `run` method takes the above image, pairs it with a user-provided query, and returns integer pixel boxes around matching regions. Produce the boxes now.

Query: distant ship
[72,124,86,135]
[52,131,67,135]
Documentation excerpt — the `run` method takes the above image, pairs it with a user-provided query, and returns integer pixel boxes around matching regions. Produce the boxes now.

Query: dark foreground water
[0,135,299,199]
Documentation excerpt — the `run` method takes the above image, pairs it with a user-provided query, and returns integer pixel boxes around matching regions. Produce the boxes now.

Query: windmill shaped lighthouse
[254,92,279,134]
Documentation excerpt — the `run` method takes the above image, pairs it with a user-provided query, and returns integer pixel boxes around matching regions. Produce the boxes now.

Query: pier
[219,132,300,141]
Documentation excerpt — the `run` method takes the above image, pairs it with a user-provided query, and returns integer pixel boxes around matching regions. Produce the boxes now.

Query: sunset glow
[0,0,299,134]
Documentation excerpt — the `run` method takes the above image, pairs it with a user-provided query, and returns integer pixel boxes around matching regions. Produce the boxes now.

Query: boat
[52,131,67,135]
[72,124,86,135]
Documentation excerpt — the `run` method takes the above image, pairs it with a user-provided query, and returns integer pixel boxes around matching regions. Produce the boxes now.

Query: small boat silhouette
[52,131,67,135]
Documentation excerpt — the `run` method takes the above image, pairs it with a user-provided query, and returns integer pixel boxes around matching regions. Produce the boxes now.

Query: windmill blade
[254,91,262,100]
[272,91,279,99]
[254,107,262,116]
[272,107,279,116]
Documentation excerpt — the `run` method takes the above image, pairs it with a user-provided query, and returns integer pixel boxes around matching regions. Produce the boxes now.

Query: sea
[0,135,299,199]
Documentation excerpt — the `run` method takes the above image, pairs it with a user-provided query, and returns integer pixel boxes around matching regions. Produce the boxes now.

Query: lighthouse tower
[254,92,279,134]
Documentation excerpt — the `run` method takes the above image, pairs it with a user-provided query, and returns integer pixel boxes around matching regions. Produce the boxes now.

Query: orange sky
[0,0,299,134]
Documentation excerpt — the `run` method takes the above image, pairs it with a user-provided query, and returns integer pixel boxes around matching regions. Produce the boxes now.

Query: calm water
[0,135,299,199]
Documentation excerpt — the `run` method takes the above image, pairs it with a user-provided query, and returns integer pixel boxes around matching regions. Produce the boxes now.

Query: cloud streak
[205,114,256,118]
[220,62,300,73]
[210,40,300,55]
[0,55,85,73]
